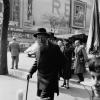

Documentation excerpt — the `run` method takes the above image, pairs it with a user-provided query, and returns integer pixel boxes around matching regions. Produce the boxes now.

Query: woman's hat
[34,28,50,37]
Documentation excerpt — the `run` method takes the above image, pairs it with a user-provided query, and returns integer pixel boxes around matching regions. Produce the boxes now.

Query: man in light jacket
[9,36,20,69]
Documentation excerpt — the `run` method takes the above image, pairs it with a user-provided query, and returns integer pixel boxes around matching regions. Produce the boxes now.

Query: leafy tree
[0,0,10,74]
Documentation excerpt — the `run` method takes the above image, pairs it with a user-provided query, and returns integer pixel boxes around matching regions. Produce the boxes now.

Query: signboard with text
[71,0,87,28]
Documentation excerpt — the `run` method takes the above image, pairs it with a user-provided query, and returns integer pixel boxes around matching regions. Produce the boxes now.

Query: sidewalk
[0,75,36,100]
[0,75,92,100]
[7,52,92,82]
[6,52,94,100]
[7,52,36,81]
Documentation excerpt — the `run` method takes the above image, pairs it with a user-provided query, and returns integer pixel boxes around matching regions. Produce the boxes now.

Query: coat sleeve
[18,44,20,52]
[82,47,88,61]
[29,59,38,75]
[74,47,77,59]
[57,46,66,72]
[9,43,11,52]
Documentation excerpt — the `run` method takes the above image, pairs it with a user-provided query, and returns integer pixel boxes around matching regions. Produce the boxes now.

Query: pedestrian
[9,36,20,69]
[27,28,66,100]
[57,40,64,52]
[74,40,88,83]
[57,40,65,80]
[48,32,57,44]
[61,40,74,88]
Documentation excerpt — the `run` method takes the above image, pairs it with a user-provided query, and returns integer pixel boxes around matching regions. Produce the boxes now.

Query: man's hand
[27,73,32,80]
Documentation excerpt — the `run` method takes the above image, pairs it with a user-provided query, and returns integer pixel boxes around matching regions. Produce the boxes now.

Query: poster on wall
[71,0,87,29]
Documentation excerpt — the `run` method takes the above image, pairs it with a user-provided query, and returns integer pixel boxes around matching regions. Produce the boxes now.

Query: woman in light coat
[74,40,88,83]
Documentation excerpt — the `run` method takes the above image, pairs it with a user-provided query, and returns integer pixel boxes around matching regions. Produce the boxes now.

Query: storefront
[7,28,36,52]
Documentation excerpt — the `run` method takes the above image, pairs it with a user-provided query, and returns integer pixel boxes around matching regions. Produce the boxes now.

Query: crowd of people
[26,28,90,100]
[8,28,89,100]
[8,28,100,99]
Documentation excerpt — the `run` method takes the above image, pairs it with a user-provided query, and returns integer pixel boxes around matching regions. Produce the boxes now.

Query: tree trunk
[0,0,10,74]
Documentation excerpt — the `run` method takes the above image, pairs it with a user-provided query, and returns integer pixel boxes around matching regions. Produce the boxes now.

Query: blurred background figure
[48,32,57,44]
[60,40,74,89]
[57,40,64,52]
[9,36,20,69]
[74,40,88,83]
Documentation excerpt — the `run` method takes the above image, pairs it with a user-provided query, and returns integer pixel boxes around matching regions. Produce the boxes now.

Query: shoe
[65,85,70,89]
[77,80,84,83]
[15,66,18,69]
[77,80,81,83]
[66,86,70,89]
[61,83,66,87]
[66,82,70,89]
[61,84,65,87]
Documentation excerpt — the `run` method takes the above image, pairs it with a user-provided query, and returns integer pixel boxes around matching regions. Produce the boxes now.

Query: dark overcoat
[61,46,73,79]
[29,41,66,96]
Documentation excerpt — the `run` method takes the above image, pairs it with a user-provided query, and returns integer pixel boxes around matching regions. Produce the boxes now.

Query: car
[24,41,39,58]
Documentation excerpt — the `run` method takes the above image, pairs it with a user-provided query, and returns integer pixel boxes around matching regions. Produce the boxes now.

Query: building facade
[0,0,95,39]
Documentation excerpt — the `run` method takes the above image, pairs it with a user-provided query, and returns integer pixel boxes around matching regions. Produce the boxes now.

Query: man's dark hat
[34,28,50,37]
[48,32,57,39]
